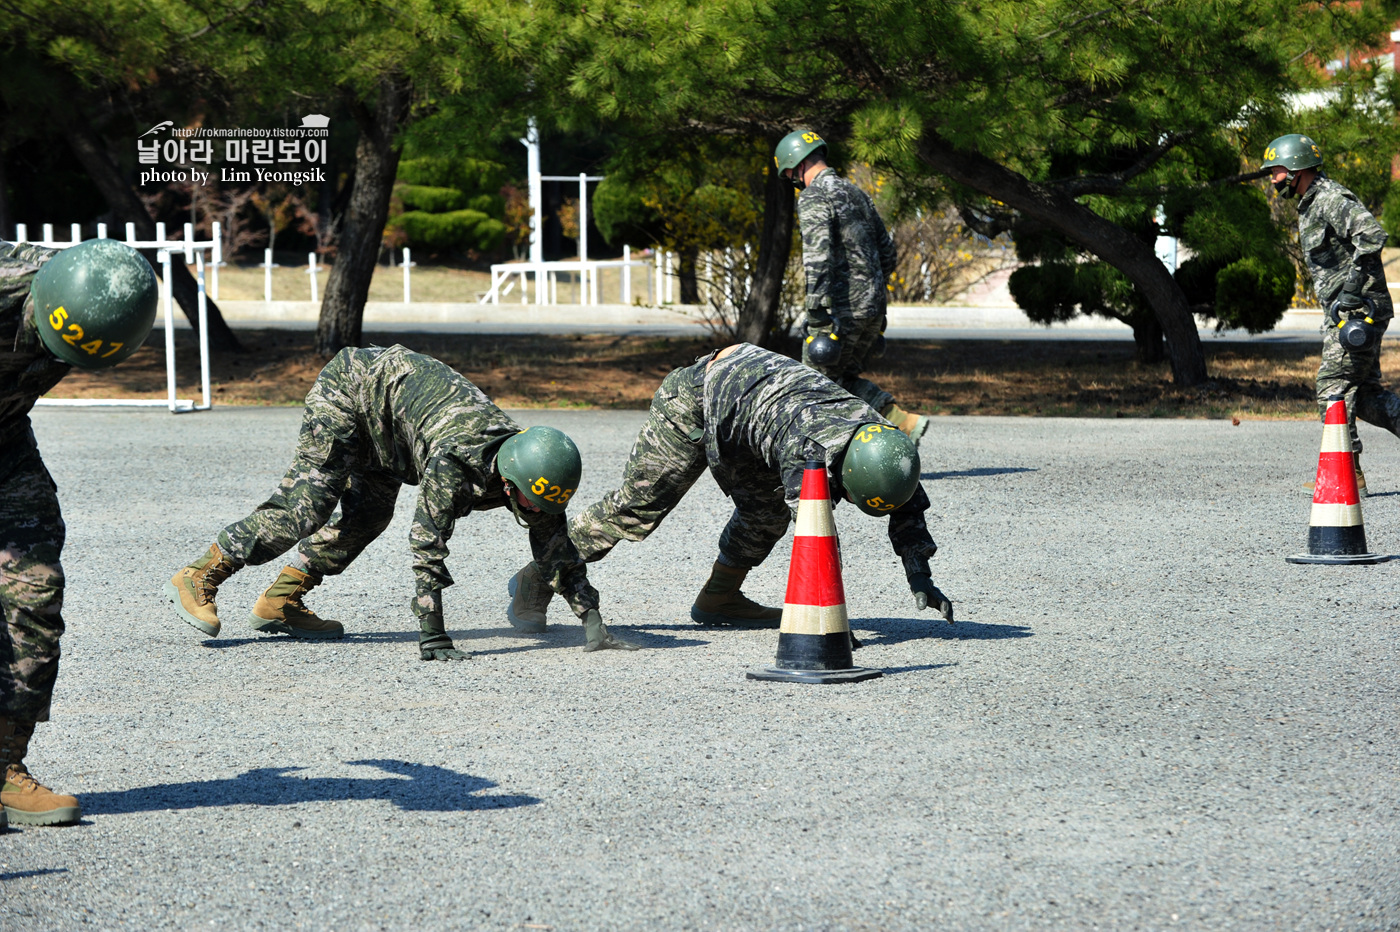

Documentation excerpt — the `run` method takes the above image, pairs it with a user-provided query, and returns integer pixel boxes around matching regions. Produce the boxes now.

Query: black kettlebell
[1339,317,1380,352]
[806,331,842,366]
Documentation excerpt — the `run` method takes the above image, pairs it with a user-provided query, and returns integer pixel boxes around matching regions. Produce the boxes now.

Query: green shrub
[389,209,505,252]
[398,185,467,213]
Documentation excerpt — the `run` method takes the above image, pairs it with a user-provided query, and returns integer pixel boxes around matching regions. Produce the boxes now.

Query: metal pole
[211,221,221,300]
[196,251,211,410]
[622,246,631,305]
[579,172,588,264]
[70,223,81,245]
[161,251,177,413]
[264,248,273,303]
[403,247,411,303]
[96,223,107,240]
[665,251,674,304]
[308,253,318,302]
[14,224,26,242]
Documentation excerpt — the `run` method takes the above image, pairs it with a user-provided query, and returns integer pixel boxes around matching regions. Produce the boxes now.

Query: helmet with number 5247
[842,422,920,517]
[31,239,158,370]
[497,425,583,514]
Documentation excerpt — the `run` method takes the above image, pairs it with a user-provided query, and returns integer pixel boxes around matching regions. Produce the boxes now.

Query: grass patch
[44,328,1350,419]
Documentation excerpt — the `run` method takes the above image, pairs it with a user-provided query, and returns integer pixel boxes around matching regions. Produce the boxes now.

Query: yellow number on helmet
[49,306,68,330]
[559,488,574,504]
[1311,145,1321,156]
[532,477,548,495]
[803,132,819,143]
[80,339,103,355]
[1264,146,1276,160]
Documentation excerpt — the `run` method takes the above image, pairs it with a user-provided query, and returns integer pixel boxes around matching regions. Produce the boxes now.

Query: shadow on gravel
[922,466,1038,481]
[79,759,538,815]
[204,628,707,652]
[0,868,69,880]
[854,619,1033,645]
[876,664,957,675]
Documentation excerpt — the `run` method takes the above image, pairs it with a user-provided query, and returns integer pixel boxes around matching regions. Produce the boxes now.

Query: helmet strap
[503,481,533,529]
[787,158,808,191]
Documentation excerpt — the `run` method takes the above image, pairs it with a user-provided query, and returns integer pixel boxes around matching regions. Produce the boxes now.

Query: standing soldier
[2,238,159,827]
[505,343,953,633]
[165,344,637,658]
[1262,133,1400,492]
[775,129,930,445]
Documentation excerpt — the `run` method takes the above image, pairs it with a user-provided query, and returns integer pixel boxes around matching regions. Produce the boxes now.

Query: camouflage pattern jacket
[1297,175,1392,325]
[797,168,898,325]
[702,343,936,559]
[0,242,67,446]
[343,345,597,619]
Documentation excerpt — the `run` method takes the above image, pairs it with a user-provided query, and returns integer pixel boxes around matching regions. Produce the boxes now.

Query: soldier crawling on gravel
[1262,133,1399,494]
[504,342,954,635]
[2,238,160,828]
[165,344,637,658]
[774,129,931,446]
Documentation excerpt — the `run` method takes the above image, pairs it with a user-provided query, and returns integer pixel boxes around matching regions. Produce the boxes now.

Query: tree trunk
[1129,314,1165,364]
[66,121,244,353]
[677,245,700,304]
[916,134,1207,387]
[737,155,796,347]
[316,76,411,357]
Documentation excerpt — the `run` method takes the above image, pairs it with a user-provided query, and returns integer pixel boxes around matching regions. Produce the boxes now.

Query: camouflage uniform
[0,242,69,723]
[1298,175,1400,453]
[797,168,899,412]
[217,345,597,622]
[570,343,937,569]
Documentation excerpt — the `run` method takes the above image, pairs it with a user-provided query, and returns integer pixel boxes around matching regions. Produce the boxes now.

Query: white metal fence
[13,222,219,413]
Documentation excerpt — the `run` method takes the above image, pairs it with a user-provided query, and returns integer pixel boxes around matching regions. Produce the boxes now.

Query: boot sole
[247,613,345,640]
[689,606,782,628]
[506,575,548,634]
[164,581,220,637]
[4,804,81,826]
[906,416,930,445]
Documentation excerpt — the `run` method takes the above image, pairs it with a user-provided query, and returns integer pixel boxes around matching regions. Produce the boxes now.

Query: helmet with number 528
[842,422,920,517]
[497,426,583,514]
[31,239,158,370]
[774,129,826,173]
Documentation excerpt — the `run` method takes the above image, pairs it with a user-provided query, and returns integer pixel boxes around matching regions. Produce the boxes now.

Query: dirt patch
[46,328,1345,419]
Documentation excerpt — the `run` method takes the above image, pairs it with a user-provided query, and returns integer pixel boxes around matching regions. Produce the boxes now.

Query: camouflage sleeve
[527,511,600,618]
[1338,198,1388,263]
[408,453,469,619]
[879,219,897,281]
[799,192,834,316]
[0,242,58,316]
[887,484,938,561]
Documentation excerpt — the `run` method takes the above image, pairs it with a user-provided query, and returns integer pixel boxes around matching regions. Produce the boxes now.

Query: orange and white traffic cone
[1287,395,1387,565]
[747,460,882,684]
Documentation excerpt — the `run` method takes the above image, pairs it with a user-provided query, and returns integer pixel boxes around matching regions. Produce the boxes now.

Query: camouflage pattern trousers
[802,313,894,413]
[1316,326,1400,457]
[0,427,65,723]
[218,355,400,578]
[568,364,793,569]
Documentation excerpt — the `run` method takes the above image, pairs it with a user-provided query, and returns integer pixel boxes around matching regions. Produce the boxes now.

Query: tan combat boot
[690,560,782,627]
[1,718,81,826]
[881,403,930,445]
[166,542,237,636]
[506,561,553,634]
[248,567,345,639]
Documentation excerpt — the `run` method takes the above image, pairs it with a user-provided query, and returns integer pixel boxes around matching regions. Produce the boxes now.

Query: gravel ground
[3,406,1398,931]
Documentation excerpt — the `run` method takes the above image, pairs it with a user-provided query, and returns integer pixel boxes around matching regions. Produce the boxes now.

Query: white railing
[481,246,666,306]
[13,222,218,413]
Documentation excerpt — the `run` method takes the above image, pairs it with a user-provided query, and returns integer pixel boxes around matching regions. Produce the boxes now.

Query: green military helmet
[774,129,827,174]
[841,422,920,517]
[30,239,158,370]
[497,425,583,514]
[1261,133,1323,172]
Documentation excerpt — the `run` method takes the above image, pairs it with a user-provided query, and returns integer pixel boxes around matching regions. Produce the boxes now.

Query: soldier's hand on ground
[581,609,640,653]
[911,577,955,623]
[418,612,470,661]
[902,554,954,623]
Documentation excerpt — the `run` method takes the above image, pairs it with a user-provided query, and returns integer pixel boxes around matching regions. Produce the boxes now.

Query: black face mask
[785,162,806,191]
[1274,177,1296,199]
